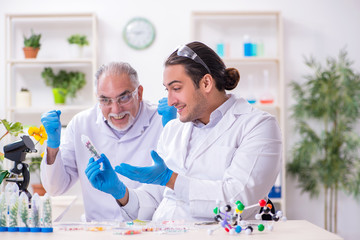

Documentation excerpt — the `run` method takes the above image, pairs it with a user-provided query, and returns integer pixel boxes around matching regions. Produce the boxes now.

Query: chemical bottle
[246,74,257,104]
[259,70,274,104]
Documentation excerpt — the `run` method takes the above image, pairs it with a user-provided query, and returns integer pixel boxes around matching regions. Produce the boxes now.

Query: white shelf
[191,11,286,214]
[5,13,98,127]
[8,105,93,113]
[7,59,93,64]
[223,57,280,63]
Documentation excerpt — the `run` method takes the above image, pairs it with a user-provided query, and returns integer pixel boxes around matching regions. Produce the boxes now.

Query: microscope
[3,135,37,199]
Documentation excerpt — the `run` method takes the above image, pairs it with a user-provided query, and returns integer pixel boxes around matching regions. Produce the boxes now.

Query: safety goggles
[176,45,211,74]
[98,87,138,107]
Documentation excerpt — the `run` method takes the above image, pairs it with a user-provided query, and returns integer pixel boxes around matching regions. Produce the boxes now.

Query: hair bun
[224,68,240,90]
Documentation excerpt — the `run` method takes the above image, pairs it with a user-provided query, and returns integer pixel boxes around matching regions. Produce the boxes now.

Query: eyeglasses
[98,88,138,107]
[176,45,211,74]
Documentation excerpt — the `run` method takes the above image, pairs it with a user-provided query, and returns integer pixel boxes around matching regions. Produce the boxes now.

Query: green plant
[9,199,18,227]
[0,193,6,227]
[0,119,24,164]
[19,194,29,228]
[41,67,86,98]
[23,29,41,49]
[287,49,360,233]
[67,34,89,47]
[42,195,52,227]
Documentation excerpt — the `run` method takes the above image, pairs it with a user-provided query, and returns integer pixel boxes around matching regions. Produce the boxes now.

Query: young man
[86,42,282,221]
[40,62,176,221]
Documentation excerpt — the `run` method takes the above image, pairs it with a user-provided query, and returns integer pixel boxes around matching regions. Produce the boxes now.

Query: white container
[16,90,31,108]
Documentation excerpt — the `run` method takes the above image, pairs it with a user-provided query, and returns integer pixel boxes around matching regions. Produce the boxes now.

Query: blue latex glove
[85,153,126,199]
[115,150,173,186]
[157,97,177,126]
[41,110,62,148]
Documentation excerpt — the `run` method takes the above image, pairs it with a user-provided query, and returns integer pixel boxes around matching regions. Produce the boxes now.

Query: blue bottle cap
[30,227,42,232]
[0,226,8,232]
[41,227,53,233]
[7,227,19,232]
[19,227,30,232]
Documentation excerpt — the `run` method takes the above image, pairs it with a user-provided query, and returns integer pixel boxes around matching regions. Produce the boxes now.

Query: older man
[40,62,175,221]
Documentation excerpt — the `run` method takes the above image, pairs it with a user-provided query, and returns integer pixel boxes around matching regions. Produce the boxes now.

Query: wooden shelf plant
[23,29,41,59]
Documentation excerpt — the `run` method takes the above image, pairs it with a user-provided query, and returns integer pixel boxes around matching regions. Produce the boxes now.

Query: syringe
[81,135,104,163]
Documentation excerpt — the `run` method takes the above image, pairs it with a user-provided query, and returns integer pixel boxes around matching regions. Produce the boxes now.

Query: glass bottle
[259,70,274,104]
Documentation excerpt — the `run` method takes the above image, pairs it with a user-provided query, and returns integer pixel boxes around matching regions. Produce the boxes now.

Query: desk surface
[1,220,342,240]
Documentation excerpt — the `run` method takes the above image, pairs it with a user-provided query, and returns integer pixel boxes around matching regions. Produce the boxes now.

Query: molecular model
[211,198,287,235]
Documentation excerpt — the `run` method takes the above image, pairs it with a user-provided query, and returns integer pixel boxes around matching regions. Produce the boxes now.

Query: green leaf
[0,170,10,184]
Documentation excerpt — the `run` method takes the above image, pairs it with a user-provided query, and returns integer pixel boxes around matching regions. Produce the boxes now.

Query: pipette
[81,135,104,163]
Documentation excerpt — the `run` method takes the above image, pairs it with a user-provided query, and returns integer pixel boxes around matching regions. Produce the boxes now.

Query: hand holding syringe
[81,135,104,164]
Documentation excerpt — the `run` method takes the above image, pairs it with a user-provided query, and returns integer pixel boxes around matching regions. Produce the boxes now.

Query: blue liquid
[247,99,257,104]
[244,43,252,57]
[216,43,225,57]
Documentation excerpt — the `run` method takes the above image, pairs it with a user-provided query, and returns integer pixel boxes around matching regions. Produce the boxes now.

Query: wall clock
[123,17,156,50]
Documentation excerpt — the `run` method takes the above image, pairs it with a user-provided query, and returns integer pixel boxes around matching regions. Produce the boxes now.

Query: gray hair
[94,62,139,94]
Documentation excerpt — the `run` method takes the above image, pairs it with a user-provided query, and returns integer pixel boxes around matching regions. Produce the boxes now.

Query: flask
[259,70,274,104]
[246,74,257,104]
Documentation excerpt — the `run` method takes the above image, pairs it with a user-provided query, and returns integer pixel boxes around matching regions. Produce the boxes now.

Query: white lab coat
[40,101,163,221]
[125,96,282,221]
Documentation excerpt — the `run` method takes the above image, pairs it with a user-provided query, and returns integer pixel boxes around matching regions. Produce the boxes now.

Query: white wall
[1,0,360,239]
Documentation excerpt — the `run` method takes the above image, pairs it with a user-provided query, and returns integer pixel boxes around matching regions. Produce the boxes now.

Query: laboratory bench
[1,220,343,240]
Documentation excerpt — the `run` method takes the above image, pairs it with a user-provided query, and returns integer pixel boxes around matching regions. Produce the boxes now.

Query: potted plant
[23,29,41,59]
[67,34,89,58]
[287,49,360,233]
[41,67,86,104]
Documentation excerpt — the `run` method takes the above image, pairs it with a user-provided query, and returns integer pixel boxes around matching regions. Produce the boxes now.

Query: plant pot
[23,47,40,59]
[69,44,84,58]
[52,88,67,105]
[16,91,32,108]
[32,183,46,196]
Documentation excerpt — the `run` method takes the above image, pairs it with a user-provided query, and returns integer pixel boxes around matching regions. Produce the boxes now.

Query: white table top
[1,220,343,240]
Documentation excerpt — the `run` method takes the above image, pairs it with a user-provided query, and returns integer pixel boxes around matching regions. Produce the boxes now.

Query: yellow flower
[41,152,44,158]
[28,125,48,145]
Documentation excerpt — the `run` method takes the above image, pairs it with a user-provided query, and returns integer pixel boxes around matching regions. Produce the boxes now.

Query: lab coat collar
[188,95,252,160]
[95,101,153,142]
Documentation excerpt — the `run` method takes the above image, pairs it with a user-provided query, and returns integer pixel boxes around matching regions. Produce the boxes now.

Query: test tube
[8,192,19,232]
[18,192,29,232]
[81,135,103,163]
[41,193,53,232]
[0,192,7,232]
[30,193,41,232]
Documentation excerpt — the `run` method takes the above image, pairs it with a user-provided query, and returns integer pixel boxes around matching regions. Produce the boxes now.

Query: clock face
[123,17,156,50]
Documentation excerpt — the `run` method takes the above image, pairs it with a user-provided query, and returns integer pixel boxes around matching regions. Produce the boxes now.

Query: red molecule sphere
[259,199,267,207]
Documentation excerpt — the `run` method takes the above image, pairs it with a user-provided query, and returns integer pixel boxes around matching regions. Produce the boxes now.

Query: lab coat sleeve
[173,115,282,219]
[40,122,79,196]
[121,185,165,221]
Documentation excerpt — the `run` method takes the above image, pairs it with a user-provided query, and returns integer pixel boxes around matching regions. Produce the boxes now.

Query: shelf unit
[5,13,98,126]
[191,11,286,213]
